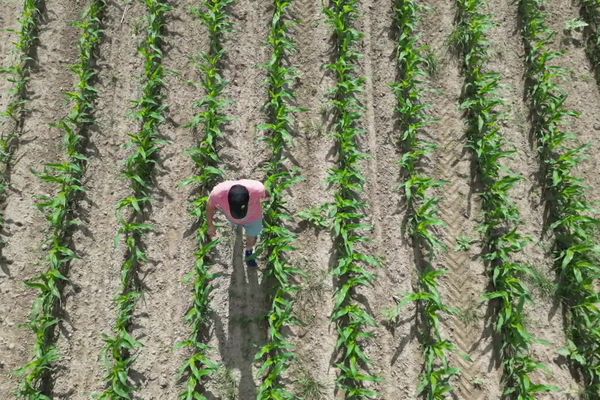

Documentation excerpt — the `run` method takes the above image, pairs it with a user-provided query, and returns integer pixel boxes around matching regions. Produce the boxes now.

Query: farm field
[0,0,600,399]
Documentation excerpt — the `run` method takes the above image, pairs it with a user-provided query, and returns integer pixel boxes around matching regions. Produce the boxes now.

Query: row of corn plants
[579,0,600,82]
[255,0,302,398]
[387,0,460,398]
[519,0,600,397]
[453,0,558,398]
[16,2,107,398]
[177,0,233,398]
[99,1,171,398]
[0,0,43,257]
[324,0,380,397]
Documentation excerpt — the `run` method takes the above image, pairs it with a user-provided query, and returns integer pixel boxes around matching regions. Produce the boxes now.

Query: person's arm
[262,188,271,202]
[207,195,217,237]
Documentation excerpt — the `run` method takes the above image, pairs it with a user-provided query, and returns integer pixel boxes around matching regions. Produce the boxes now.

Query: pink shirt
[209,179,267,224]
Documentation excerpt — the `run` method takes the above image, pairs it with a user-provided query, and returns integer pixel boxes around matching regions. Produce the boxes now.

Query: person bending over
[207,179,270,268]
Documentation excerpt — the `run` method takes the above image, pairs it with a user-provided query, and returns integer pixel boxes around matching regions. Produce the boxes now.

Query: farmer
[207,179,270,268]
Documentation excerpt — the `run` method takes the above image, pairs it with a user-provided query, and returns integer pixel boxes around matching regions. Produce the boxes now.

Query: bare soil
[1,0,599,399]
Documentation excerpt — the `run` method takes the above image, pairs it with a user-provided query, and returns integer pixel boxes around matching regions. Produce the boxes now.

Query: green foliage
[16,2,106,398]
[255,1,303,399]
[386,0,460,398]
[0,0,43,268]
[520,0,600,397]
[321,1,380,397]
[178,1,233,399]
[99,1,170,399]
[454,0,557,397]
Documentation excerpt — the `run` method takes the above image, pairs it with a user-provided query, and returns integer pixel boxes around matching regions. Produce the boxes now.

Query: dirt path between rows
[0,0,85,395]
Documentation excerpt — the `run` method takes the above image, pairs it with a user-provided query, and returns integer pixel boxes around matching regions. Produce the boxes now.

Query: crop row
[387,0,460,398]
[3,0,600,398]
[255,0,302,399]
[178,0,233,399]
[324,0,379,398]
[519,0,600,397]
[0,0,43,265]
[99,1,171,398]
[453,0,557,397]
[16,2,107,398]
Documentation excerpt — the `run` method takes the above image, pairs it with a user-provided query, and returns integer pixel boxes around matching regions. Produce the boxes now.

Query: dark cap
[228,184,249,219]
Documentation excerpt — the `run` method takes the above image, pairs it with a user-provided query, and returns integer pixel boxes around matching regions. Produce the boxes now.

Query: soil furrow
[0,0,22,113]
[123,0,207,398]
[284,0,338,398]
[484,0,579,397]
[50,1,144,397]
[207,1,271,398]
[420,0,503,398]
[0,0,86,395]
[1,0,598,398]
[359,0,423,398]
[544,1,600,205]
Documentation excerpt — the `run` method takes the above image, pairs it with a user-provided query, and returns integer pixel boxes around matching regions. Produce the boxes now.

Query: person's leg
[245,235,257,250]
[242,220,263,267]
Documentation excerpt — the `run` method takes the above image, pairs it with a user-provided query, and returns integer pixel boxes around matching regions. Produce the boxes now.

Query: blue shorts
[238,219,263,237]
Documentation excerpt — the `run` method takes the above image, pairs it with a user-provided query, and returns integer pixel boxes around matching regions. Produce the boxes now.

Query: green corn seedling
[0,0,43,266]
[15,2,106,398]
[255,1,303,399]
[519,0,600,397]
[386,0,460,398]
[99,1,170,399]
[323,0,380,397]
[177,1,233,399]
[454,0,558,398]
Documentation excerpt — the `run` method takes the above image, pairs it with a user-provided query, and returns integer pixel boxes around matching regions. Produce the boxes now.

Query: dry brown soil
[1,0,599,399]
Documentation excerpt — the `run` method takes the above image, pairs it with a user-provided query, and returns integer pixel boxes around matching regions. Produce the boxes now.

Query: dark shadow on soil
[213,226,269,399]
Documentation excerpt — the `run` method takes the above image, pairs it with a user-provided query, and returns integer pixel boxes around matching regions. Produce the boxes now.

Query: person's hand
[208,225,217,238]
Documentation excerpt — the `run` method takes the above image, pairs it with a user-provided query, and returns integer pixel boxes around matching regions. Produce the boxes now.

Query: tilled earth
[1,0,600,399]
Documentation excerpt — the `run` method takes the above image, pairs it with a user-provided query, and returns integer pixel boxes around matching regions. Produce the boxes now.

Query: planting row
[2,0,599,399]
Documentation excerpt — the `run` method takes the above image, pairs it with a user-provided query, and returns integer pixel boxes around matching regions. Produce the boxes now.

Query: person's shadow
[212,225,269,399]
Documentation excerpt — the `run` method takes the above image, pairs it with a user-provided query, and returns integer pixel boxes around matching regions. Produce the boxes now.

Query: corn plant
[14,2,106,398]
[323,1,380,397]
[453,0,559,398]
[99,1,170,399]
[579,0,600,82]
[177,1,233,399]
[384,0,460,398]
[0,0,43,262]
[519,0,600,397]
[255,1,303,399]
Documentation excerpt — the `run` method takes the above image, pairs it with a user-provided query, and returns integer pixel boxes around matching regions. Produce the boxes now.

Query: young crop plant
[99,1,170,398]
[454,0,557,398]
[0,0,43,259]
[255,1,303,399]
[322,0,380,397]
[177,1,233,399]
[519,0,600,397]
[387,0,460,398]
[16,2,106,398]
[579,0,600,82]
